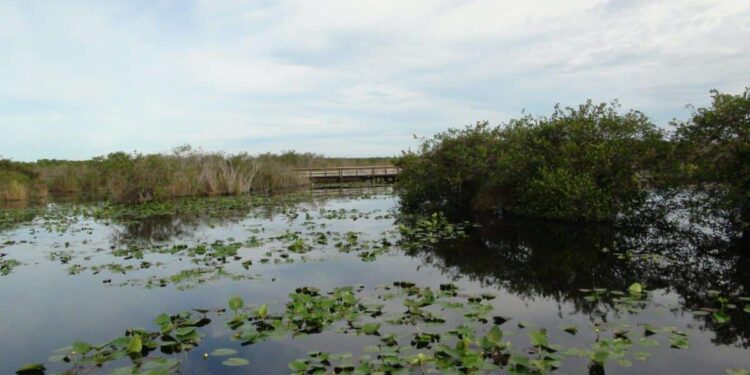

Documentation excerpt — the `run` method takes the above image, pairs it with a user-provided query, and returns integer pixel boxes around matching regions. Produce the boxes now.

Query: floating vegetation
[398,212,468,252]
[23,281,709,374]
[2,189,750,374]
[0,255,20,276]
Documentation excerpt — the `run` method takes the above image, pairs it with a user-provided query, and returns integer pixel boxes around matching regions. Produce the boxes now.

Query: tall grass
[2,147,392,203]
[0,159,48,201]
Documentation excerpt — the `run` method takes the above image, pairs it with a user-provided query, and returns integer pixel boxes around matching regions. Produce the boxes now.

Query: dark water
[1,188,749,374]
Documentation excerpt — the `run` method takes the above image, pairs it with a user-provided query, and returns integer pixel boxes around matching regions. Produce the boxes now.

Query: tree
[675,88,750,229]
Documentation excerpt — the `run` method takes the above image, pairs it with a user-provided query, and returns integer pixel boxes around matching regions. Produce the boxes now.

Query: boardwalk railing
[294,166,400,184]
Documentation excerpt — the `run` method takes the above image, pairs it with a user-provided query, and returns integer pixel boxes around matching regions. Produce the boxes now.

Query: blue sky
[1,0,749,161]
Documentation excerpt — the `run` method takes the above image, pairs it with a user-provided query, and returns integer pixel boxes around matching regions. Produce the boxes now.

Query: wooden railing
[294,166,400,181]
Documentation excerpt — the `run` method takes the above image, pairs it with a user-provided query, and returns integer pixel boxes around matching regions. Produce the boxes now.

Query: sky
[1,0,749,161]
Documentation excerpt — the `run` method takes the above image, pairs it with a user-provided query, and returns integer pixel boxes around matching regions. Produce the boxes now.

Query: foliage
[674,88,750,227]
[396,101,666,221]
[29,281,694,375]
[0,158,47,201]
[8,147,392,203]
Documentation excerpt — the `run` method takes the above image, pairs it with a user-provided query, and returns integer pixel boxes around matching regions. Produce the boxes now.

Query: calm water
[1,188,749,374]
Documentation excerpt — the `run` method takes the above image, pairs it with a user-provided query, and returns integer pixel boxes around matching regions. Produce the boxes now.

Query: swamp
[2,185,749,374]
[3,2,749,374]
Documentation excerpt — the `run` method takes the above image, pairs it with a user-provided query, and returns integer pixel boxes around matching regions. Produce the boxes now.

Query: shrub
[17,148,387,203]
[0,159,48,201]
[396,101,666,221]
[674,88,750,225]
[396,122,497,214]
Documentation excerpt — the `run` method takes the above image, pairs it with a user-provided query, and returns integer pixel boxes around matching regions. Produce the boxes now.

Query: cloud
[1,0,749,161]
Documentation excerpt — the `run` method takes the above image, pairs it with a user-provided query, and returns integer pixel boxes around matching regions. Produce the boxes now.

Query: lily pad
[628,282,643,295]
[222,357,250,367]
[360,323,381,335]
[15,363,46,375]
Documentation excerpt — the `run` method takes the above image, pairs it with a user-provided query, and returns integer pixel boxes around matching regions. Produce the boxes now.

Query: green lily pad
[126,335,142,354]
[229,296,244,311]
[628,282,643,295]
[222,357,250,367]
[15,363,46,375]
[289,360,309,372]
[360,323,381,335]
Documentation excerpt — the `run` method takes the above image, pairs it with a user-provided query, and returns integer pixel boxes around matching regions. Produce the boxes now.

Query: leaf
[72,341,92,355]
[485,326,503,343]
[360,323,381,335]
[210,348,238,357]
[628,282,643,295]
[633,352,651,362]
[713,311,731,324]
[257,304,268,319]
[15,363,46,375]
[228,296,244,311]
[175,326,197,336]
[744,305,750,313]
[669,334,689,349]
[154,313,171,326]
[126,335,142,354]
[643,324,659,336]
[289,360,309,372]
[590,350,608,366]
[222,357,250,367]
[529,330,548,348]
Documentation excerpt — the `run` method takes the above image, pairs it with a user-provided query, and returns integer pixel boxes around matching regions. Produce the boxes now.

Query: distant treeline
[396,88,749,225]
[0,147,392,203]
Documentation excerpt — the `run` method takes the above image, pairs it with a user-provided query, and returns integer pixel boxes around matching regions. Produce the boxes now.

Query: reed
[2,148,392,203]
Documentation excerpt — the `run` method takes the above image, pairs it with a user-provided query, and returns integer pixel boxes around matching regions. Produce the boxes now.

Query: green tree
[675,88,750,229]
[396,101,666,221]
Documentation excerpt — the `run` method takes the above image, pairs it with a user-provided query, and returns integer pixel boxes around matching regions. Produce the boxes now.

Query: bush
[674,88,750,225]
[0,159,48,201]
[396,122,497,214]
[18,147,390,204]
[396,100,666,221]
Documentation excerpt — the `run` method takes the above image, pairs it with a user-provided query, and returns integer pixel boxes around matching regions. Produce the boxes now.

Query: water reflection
[407,205,750,349]
[3,187,750,374]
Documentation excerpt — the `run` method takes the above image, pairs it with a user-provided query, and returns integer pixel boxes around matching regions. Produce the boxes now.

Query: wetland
[2,186,749,374]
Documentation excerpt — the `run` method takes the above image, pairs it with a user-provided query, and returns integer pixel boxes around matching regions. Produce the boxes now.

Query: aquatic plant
[25,281,701,374]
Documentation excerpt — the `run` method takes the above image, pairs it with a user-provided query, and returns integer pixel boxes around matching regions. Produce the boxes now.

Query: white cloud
[1,0,749,160]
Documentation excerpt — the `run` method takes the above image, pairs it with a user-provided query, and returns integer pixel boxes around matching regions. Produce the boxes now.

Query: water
[1,188,749,374]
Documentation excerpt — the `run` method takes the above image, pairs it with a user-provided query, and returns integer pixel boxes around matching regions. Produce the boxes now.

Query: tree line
[395,88,750,229]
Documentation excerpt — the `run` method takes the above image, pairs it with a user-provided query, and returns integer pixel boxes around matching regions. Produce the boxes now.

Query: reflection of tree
[112,215,218,243]
[405,204,750,348]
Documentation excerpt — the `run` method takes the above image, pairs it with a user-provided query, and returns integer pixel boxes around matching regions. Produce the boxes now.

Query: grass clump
[0,159,48,201]
[21,147,392,204]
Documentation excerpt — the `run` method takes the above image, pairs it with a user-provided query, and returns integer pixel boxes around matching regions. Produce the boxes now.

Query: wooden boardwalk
[294,165,400,184]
